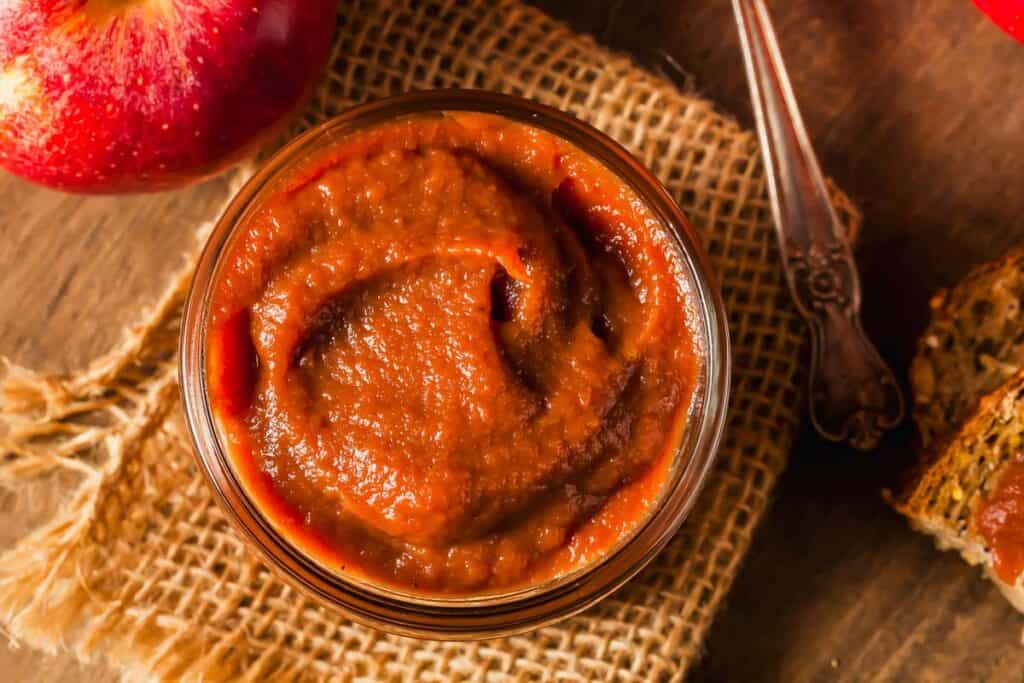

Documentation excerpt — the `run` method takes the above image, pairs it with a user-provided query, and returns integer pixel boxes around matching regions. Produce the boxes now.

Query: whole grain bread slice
[891,371,1024,610]
[910,247,1024,451]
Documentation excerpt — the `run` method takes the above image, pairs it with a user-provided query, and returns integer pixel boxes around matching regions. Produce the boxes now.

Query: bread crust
[893,369,1024,602]
[910,246,1024,452]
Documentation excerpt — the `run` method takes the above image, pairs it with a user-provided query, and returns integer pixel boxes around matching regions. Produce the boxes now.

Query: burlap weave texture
[0,0,861,680]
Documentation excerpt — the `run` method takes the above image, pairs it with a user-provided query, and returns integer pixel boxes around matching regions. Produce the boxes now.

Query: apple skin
[0,0,337,193]
[976,0,1024,43]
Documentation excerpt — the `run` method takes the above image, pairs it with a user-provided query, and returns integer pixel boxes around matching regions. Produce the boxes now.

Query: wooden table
[2,0,1023,679]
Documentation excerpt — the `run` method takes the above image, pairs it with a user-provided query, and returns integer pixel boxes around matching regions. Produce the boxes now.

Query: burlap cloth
[0,1,861,680]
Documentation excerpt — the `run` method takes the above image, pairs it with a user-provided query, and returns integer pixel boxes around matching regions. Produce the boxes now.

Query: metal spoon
[732,0,904,451]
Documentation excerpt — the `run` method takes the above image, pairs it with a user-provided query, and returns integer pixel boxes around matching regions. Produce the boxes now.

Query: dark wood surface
[531,0,1024,680]
[2,0,1023,680]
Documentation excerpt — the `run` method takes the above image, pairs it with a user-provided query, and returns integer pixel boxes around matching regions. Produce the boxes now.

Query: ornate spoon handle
[732,0,904,451]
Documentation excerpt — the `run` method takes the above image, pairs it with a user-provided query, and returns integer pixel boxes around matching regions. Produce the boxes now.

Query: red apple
[0,0,337,193]
[976,0,1024,43]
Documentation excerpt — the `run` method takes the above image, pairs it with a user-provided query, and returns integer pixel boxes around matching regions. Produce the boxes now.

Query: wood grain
[3,0,1024,679]
[0,175,235,679]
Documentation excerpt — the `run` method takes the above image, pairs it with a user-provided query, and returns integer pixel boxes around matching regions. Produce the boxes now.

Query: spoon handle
[733,0,904,451]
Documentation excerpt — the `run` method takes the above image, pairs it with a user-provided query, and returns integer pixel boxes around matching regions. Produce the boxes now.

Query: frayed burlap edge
[0,158,260,679]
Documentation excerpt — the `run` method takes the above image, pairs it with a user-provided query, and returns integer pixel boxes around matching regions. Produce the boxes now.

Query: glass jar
[180,90,730,639]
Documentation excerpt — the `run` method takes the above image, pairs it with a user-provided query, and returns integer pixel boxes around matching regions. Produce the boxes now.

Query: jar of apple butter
[180,90,729,638]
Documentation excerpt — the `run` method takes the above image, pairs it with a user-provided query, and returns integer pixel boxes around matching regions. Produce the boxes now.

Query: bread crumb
[830,657,840,669]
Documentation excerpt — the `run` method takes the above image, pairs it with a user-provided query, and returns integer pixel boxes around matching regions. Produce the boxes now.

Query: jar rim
[179,89,731,639]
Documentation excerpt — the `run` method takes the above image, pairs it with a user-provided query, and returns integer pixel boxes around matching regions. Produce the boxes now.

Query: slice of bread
[910,247,1024,451]
[890,371,1024,610]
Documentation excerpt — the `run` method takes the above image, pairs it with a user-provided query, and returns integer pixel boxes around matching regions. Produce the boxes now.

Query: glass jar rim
[179,89,731,639]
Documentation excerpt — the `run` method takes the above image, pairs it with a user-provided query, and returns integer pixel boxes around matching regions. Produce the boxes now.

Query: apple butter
[976,454,1024,584]
[206,113,701,593]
